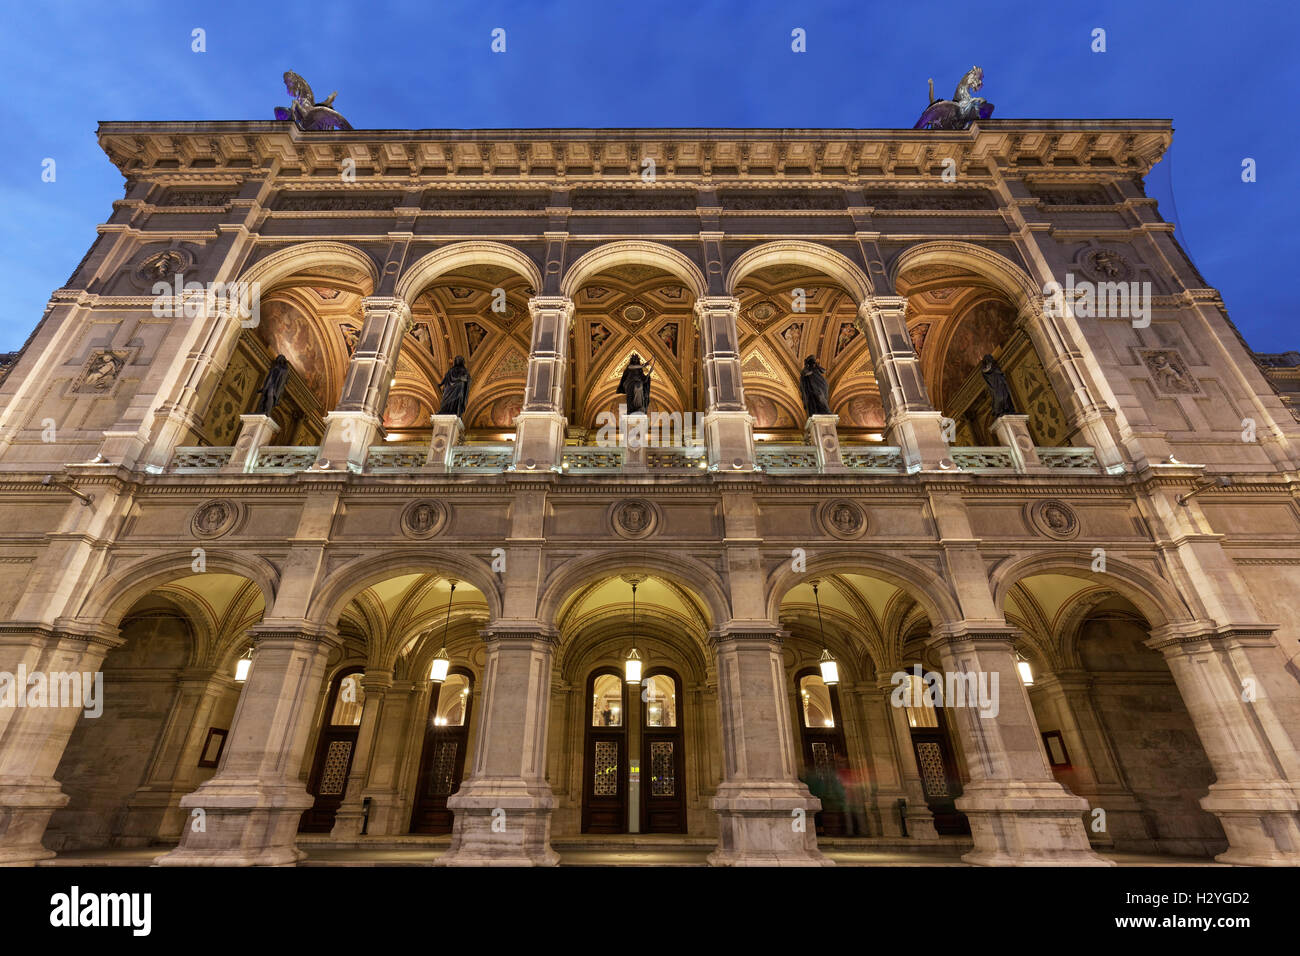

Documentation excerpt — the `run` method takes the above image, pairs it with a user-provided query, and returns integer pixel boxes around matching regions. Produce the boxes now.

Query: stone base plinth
[436,781,559,866]
[425,414,465,471]
[887,410,951,472]
[153,780,314,867]
[957,781,1112,866]
[703,410,755,472]
[222,414,279,473]
[707,782,831,867]
[317,410,380,472]
[805,413,845,472]
[0,779,68,866]
[1202,782,1300,866]
[512,411,566,472]
[992,414,1040,472]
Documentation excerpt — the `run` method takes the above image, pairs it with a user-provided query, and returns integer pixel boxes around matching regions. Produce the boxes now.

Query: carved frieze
[274,193,401,211]
[70,349,133,395]
[1077,247,1133,282]
[1139,349,1201,395]
[134,248,195,284]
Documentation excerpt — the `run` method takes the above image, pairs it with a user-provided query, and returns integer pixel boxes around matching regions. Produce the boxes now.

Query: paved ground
[34,838,1224,867]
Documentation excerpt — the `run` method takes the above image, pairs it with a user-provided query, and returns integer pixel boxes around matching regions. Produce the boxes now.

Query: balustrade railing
[164,441,1108,478]
[561,446,625,472]
[1035,447,1101,472]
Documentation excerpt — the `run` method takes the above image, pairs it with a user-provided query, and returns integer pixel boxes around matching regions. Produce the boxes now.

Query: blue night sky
[0,0,1292,352]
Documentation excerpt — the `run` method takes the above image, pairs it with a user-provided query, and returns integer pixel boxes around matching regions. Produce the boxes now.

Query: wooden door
[640,669,686,833]
[410,669,474,834]
[582,669,627,833]
[300,669,365,833]
[909,717,969,835]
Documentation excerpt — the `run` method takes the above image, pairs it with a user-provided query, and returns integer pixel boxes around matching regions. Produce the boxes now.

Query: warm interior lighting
[812,582,839,685]
[430,647,450,683]
[234,649,252,682]
[429,580,457,683]
[625,578,642,684]
[1017,657,1034,686]
[819,648,839,686]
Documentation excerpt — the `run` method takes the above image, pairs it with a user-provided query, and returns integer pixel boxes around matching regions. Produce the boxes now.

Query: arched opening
[397,266,535,445]
[567,264,701,446]
[777,568,970,838]
[194,264,373,449]
[44,573,264,850]
[1005,575,1227,857]
[734,264,884,444]
[895,257,1071,448]
[551,572,712,838]
[298,571,489,839]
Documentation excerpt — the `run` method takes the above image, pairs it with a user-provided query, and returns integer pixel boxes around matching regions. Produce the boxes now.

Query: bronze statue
[617,353,654,414]
[914,66,994,130]
[274,71,352,131]
[980,354,1017,419]
[799,355,832,417]
[253,355,290,415]
[437,356,471,417]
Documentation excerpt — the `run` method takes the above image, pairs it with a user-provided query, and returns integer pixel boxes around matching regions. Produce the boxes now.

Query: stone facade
[0,120,1298,867]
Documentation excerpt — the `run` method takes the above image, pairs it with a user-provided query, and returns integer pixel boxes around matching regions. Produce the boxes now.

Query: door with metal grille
[582,668,627,833]
[300,668,365,833]
[640,669,686,833]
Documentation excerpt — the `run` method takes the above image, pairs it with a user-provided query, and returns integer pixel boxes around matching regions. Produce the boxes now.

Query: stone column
[855,296,949,471]
[330,669,393,840]
[1147,624,1300,865]
[222,414,279,473]
[155,624,337,866]
[708,626,828,866]
[695,296,755,471]
[805,413,846,472]
[513,296,574,471]
[0,624,119,865]
[929,624,1109,866]
[992,414,1041,472]
[438,624,559,866]
[139,296,248,472]
[874,678,940,840]
[1016,302,1127,473]
[318,296,412,472]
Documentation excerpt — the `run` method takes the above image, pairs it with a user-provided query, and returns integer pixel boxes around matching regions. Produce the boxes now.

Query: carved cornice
[97,121,1174,183]
[480,623,559,645]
